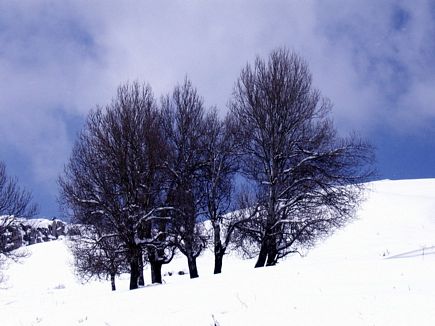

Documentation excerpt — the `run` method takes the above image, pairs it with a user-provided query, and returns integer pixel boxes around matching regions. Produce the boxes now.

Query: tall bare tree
[201,111,242,274]
[59,82,169,289]
[161,78,208,279]
[230,49,374,267]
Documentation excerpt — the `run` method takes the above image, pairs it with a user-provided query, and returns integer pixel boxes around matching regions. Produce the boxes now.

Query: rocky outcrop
[0,216,71,252]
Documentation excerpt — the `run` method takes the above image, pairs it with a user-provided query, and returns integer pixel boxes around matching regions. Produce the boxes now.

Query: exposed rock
[0,216,71,252]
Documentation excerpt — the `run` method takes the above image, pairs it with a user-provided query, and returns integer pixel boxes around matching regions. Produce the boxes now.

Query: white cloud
[0,0,434,214]
[311,0,435,132]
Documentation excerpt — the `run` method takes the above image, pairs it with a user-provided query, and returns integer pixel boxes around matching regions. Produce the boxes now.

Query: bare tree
[161,78,208,279]
[0,161,37,280]
[59,82,169,289]
[69,226,127,291]
[201,111,242,274]
[230,48,374,268]
[0,161,38,218]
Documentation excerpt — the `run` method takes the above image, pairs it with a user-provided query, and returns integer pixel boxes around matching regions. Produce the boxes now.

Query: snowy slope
[1,179,435,325]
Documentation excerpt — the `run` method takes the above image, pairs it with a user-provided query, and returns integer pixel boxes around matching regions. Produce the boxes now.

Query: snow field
[1,179,435,325]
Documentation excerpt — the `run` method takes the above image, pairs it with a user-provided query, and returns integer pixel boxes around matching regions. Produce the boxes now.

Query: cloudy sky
[1,0,434,218]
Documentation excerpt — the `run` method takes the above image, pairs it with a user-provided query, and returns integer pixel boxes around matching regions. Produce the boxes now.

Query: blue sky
[1,1,434,218]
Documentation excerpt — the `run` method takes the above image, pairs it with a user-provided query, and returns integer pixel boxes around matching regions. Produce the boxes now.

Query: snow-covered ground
[1,179,435,325]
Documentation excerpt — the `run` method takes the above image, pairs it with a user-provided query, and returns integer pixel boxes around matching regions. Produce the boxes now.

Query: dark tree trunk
[148,245,166,284]
[110,273,116,291]
[266,244,277,266]
[182,233,200,279]
[255,238,268,268]
[129,246,141,290]
[214,252,224,274]
[187,255,199,279]
[150,260,163,284]
[138,254,145,286]
[213,224,225,274]
[129,258,139,290]
[266,231,278,266]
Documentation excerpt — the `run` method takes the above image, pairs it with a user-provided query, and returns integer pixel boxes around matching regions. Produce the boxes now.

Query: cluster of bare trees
[59,48,374,290]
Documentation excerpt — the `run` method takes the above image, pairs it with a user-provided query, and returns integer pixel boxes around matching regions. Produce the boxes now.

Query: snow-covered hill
[1,179,435,325]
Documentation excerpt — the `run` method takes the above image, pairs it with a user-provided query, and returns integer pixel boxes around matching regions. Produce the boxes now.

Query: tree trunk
[213,223,225,274]
[187,255,199,279]
[138,254,145,286]
[266,243,277,266]
[150,260,163,284]
[266,231,278,266]
[214,252,224,274]
[110,273,116,291]
[266,229,278,266]
[129,258,139,290]
[148,246,165,284]
[182,232,200,278]
[129,246,141,290]
[255,238,268,268]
